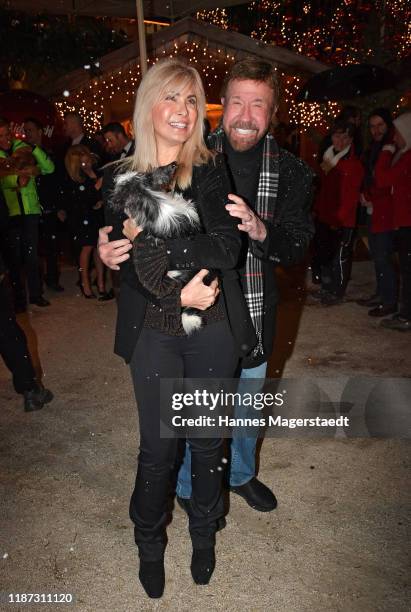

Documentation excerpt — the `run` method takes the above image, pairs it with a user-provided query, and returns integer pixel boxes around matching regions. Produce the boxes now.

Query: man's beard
[226,121,260,152]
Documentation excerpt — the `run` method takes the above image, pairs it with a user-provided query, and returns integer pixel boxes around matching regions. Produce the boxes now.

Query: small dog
[109,162,215,334]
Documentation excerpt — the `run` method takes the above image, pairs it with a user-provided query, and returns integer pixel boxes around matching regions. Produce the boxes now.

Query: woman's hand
[180,269,219,310]
[93,201,103,210]
[123,218,143,241]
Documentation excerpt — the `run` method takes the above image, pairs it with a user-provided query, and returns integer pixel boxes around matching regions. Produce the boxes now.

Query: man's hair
[368,107,393,127]
[102,122,127,137]
[24,117,43,130]
[331,120,356,138]
[64,111,83,126]
[221,58,279,104]
[0,117,10,129]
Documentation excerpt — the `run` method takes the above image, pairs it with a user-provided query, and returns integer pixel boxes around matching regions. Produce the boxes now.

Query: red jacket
[315,147,364,228]
[362,181,394,233]
[374,149,411,228]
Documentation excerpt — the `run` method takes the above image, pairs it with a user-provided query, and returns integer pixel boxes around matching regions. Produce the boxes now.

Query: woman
[64,145,113,300]
[375,112,411,331]
[103,59,255,598]
[313,120,364,305]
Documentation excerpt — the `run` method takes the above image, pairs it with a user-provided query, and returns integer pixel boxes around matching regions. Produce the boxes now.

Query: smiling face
[222,78,276,151]
[151,82,198,164]
[331,129,353,152]
[369,115,388,142]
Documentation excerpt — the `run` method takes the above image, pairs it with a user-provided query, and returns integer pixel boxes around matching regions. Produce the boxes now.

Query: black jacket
[103,155,256,363]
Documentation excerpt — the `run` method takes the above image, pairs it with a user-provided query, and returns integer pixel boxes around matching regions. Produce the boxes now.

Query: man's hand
[98,226,133,271]
[180,269,219,310]
[57,210,67,222]
[226,194,267,242]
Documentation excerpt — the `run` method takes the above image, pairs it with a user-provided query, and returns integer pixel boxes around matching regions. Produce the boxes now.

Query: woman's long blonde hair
[127,58,212,189]
[65,144,94,183]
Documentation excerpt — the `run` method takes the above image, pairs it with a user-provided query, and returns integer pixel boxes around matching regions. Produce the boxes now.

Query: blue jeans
[176,362,268,498]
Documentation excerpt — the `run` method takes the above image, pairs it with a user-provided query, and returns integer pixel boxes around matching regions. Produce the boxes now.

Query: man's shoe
[139,559,165,598]
[356,294,381,307]
[176,496,226,531]
[309,288,330,301]
[24,386,53,412]
[230,478,277,512]
[368,304,397,317]
[29,297,50,307]
[380,314,411,331]
[46,283,64,292]
[321,293,343,306]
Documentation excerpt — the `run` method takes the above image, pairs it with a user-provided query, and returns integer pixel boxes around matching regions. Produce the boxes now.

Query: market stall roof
[43,16,328,98]
[6,0,253,20]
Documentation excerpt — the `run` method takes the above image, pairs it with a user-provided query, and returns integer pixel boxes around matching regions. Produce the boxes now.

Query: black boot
[191,547,216,585]
[138,559,165,598]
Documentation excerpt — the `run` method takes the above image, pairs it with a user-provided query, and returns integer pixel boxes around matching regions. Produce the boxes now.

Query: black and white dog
[109,162,214,334]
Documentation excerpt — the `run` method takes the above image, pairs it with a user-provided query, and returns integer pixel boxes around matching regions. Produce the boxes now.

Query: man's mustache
[230,122,258,131]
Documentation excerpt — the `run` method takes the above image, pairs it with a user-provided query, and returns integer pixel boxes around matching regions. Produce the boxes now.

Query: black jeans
[129,320,238,561]
[5,214,42,305]
[316,223,356,297]
[368,226,397,306]
[39,212,61,286]
[397,226,411,319]
[0,280,36,393]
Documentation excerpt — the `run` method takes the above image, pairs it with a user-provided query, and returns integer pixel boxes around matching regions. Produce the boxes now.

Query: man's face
[0,125,12,150]
[369,115,388,142]
[222,79,276,151]
[104,131,124,155]
[331,130,353,152]
[64,115,82,139]
[24,121,42,147]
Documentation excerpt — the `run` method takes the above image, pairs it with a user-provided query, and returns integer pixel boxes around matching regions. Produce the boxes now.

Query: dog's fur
[109,163,214,334]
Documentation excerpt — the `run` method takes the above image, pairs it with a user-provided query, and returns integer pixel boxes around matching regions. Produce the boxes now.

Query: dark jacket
[209,129,314,368]
[103,154,256,363]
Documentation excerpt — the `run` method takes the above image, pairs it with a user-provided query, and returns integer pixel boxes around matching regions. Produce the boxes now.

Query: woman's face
[151,82,198,159]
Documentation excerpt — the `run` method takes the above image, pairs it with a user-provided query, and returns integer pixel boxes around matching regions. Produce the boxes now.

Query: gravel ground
[0,259,410,612]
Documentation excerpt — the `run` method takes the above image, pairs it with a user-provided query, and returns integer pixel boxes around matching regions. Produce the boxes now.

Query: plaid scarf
[209,128,280,357]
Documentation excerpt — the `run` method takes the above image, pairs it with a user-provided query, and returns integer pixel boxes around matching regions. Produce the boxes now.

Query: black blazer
[103,155,256,363]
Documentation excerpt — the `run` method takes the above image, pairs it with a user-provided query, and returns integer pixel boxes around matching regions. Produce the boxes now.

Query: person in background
[24,117,66,292]
[357,109,397,317]
[63,112,106,164]
[375,112,411,332]
[63,144,113,301]
[102,122,135,160]
[0,189,53,412]
[0,117,54,311]
[313,120,364,305]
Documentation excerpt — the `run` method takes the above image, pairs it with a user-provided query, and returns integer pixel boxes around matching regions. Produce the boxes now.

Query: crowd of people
[311,105,411,331]
[0,55,410,598]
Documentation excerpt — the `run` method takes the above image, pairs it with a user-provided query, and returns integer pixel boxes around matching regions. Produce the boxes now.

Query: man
[0,117,53,311]
[357,109,397,317]
[102,122,135,160]
[63,112,105,163]
[24,117,66,292]
[98,59,314,513]
[313,121,364,305]
[0,188,53,411]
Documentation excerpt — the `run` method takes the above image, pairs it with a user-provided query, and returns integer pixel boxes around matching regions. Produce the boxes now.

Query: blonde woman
[64,145,112,299]
[103,59,255,598]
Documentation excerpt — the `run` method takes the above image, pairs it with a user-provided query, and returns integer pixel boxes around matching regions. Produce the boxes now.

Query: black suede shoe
[356,294,381,307]
[191,548,215,585]
[24,386,53,412]
[230,478,277,512]
[139,559,165,598]
[176,496,226,531]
